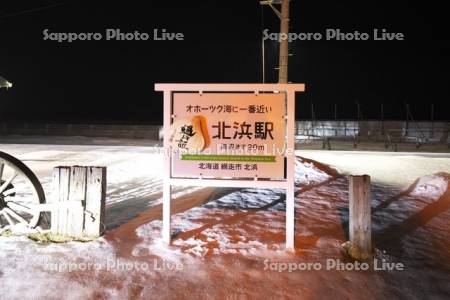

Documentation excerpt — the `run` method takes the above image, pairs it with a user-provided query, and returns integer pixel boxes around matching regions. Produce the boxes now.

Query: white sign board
[155,84,305,250]
[171,93,286,179]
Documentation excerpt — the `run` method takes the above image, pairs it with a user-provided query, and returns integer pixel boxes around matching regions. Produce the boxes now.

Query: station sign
[169,93,286,179]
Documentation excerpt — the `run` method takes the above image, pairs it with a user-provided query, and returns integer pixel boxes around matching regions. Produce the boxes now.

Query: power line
[0,2,67,20]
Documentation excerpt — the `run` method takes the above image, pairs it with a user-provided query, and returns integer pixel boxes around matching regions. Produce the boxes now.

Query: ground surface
[0,138,449,299]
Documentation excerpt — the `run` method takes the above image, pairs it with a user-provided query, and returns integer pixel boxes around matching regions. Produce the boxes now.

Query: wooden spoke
[1,209,15,226]
[0,163,4,182]
[3,207,29,226]
[0,171,18,194]
[0,152,46,230]
[6,201,34,215]
[3,188,16,196]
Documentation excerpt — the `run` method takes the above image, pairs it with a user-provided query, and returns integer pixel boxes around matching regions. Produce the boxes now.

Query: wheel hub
[0,194,5,209]
[0,181,13,210]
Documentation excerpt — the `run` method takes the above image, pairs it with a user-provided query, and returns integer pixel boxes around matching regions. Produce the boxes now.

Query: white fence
[0,121,448,144]
[295,120,449,144]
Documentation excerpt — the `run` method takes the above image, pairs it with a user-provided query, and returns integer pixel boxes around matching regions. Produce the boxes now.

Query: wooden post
[67,166,86,237]
[52,167,71,235]
[84,167,106,237]
[52,166,106,238]
[347,175,372,260]
[278,0,290,83]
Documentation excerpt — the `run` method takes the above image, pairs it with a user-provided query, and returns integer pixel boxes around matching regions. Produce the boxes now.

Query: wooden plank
[51,167,71,235]
[84,167,106,237]
[67,166,87,237]
[348,175,372,260]
[50,168,59,234]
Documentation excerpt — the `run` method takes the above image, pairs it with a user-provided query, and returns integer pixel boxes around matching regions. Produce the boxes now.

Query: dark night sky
[0,0,448,123]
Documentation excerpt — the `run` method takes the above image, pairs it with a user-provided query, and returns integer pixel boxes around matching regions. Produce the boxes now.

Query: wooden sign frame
[155,83,305,249]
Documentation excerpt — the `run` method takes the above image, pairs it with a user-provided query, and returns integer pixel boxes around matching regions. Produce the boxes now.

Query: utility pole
[261,7,266,83]
[278,0,290,83]
[260,0,290,83]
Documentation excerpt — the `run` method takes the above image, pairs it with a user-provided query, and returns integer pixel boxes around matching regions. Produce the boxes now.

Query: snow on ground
[295,156,334,185]
[0,141,450,299]
[297,150,450,188]
[410,174,449,199]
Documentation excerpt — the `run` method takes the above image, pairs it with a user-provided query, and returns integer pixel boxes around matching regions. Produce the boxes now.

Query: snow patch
[295,157,331,185]
[410,174,448,200]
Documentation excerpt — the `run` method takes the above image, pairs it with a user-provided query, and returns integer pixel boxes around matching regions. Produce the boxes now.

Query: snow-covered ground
[298,150,450,188]
[0,141,449,299]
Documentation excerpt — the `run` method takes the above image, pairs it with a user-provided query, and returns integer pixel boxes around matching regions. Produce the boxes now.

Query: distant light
[0,76,12,89]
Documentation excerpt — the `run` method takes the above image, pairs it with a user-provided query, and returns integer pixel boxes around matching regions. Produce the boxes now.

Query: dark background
[0,0,448,123]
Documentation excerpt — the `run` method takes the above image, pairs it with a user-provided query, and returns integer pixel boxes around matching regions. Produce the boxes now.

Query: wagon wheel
[0,151,46,231]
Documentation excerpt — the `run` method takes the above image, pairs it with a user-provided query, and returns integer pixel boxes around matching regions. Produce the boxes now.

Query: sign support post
[155,84,305,249]
[286,89,296,249]
[162,90,172,244]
